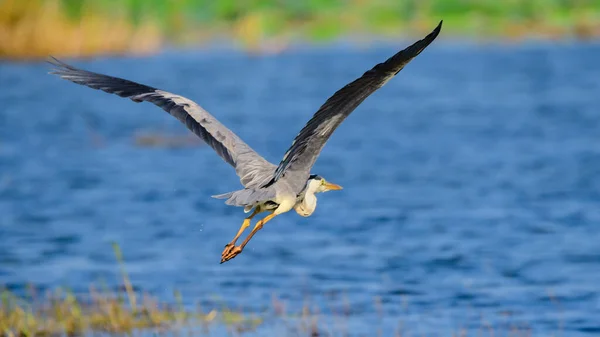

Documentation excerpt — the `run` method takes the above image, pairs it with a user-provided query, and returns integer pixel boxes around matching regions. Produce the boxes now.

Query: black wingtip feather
[410,19,442,53]
[421,20,443,46]
[47,56,75,72]
[381,19,443,75]
[428,20,443,45]
[47,56,159,99]
[47,56,64,74]
[435,20,443,34]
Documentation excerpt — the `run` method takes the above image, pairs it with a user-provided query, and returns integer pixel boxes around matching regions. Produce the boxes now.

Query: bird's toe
[220,245,242,264]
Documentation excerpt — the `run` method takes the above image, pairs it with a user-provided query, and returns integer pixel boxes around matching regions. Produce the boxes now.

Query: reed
[0,241,553,336]
[0,242,259,337]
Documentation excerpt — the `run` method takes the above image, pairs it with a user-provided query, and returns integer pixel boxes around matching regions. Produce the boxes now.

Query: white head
[306,174,343,194]
[294,174,343,217]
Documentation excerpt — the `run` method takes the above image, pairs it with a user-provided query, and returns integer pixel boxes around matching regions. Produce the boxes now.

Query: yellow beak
[324,182,343,191]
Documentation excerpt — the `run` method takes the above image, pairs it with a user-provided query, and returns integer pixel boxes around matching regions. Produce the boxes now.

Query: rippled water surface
[1,41,600,336]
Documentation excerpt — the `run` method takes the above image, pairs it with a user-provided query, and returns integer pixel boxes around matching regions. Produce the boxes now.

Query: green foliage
[49,0,599,30]
[2,0,600,59]
[60,0,85,20]
[0,243,251,336]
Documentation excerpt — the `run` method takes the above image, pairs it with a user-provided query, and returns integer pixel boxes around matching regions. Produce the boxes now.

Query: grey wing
[48,57,275,188]
[263,21,443,191]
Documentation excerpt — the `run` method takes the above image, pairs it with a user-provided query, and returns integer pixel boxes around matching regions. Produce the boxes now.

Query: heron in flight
[49,21,442,263]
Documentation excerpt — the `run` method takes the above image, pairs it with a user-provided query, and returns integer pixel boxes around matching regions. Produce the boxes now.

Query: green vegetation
[0,242,559,336]
[42,0,600,38]
[0,243,262,336]
[1,0,599,59]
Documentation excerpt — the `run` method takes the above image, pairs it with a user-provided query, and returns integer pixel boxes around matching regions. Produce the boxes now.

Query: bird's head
[308,174,343,193]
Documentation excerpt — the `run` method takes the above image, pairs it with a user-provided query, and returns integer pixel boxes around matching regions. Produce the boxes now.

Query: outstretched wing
[49,58,275,188]
[263,21,442,190]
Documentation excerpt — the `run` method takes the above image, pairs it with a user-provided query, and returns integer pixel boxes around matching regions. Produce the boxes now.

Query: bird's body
[49,21,442,263]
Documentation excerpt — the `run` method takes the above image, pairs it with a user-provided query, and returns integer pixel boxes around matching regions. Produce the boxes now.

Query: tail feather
[212,188,276,209]
[213,191,254,212]
[211,192,233,199]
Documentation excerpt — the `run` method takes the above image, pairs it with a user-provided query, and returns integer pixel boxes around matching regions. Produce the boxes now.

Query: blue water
[1,41,600,336]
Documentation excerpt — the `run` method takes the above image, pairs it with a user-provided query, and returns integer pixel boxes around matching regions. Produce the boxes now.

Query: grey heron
[49,21,442,263]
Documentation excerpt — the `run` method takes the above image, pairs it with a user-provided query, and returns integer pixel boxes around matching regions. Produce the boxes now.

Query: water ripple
[1,42,599,336]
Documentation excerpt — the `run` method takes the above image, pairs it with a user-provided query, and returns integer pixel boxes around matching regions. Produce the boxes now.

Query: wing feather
[48,57,275,188]
[264,21,443,190]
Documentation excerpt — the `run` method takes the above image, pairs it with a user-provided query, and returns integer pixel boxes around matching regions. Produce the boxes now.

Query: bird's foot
[220,243,242,264]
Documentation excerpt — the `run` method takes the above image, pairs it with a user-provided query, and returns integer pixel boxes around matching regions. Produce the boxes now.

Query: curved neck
[294,180,320,217]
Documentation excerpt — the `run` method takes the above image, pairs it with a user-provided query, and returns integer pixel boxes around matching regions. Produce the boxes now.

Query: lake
[1,40,599,336]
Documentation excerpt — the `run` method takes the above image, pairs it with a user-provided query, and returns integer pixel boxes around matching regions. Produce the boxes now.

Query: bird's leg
[227,208,260,246]
[220,212,277,264]
[221,208,259,258]
[239,213,277,250]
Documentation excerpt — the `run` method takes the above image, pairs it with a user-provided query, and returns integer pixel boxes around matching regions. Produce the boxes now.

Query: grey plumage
[48,21,442,213]
[263,21,442,192]
[48,57,277,206]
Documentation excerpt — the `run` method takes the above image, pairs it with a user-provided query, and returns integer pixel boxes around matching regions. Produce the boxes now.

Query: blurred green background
[1,0,599,59]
